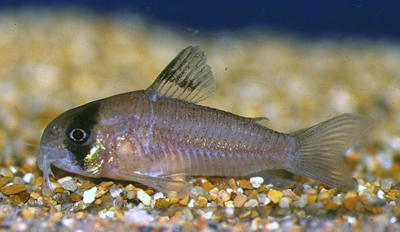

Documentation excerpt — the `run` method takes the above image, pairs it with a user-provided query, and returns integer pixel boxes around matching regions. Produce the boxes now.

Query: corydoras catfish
[36,46,373,195]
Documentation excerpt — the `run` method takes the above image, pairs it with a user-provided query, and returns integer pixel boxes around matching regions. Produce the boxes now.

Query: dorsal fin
[146,46,215,103]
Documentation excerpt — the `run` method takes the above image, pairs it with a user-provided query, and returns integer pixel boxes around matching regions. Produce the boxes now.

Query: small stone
[100,181,114,188]
[0,168,13,177]
[376,189,385,199]
[30,192,40,200]
[217,190,230,203]
[23,173,34,183]
[95,186,108,198]
[267,189,282,204]
[126,190,135,200]
[228,178,237,191]
[70,193,82,202]
[153,192,164,200]
[154,198,170,209]
[21,209,34,219]
[18,192,30,203]
[244,199,258,208]
[195,196,208,208]
[94,199,102,205]
[0,176,12,187]
[387,190,400,201]
[83,187,97,204]
[344,197,358,211]
[79,181,95,190]
[279,197,292,208]
[257,193,271,205]
[266,221,279,230]
[250,177,264,188]
[110,188,122,198]
[238,179,253,189]
[0,184,26,195]
[57,176,77,192]
[307,194,317,205]
[296,194,308,208]
[179,196,189,206]
[324,201,338,210]
[233,193,247,207]
[201,181,214,192]
[137,189,151,206]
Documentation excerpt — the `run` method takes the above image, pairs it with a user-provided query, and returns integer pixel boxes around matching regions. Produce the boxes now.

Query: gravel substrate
[1,9,400,231]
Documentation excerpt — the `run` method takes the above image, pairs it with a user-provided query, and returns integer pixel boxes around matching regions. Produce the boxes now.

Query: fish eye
[68,128,89,144]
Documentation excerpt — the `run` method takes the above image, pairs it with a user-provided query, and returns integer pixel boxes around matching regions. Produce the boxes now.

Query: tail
[285,113,374,191]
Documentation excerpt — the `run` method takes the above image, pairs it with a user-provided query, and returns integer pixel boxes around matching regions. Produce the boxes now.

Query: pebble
[267,189,283,204]
[217,190,230,202]
[201,181,214,192]
[110,188,122,198]
[257,193,271,205]
[70,193,83,202]
[137,189,151,206]
[244,199,258,208]
[57,176,78,192]
[82,187,97,204]
[238,179,253,190]
[0,176,12,186]
[21,209,35,219]
[30,192,40,200]
[22,173,34,183]
[233,193,247,207]
[0,184,26,195]
[249,177,264,188]
[195,196,208,208]
[266,221,280,230]
[279,197,292,208]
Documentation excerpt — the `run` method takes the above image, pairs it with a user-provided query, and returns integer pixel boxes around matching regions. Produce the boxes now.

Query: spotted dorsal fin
[146,46,215,103]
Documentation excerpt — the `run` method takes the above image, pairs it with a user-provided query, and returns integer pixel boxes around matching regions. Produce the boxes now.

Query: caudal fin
[285,113,374,191]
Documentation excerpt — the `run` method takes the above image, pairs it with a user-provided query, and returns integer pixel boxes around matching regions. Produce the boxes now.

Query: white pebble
[257,193,271,205]
[137,190,151,206]
[357,184,367,192]
[225,207,234,215]
[110,188,123,198]
[376,189,385,199]
[187,199,195,208]
[296,194,308,208]
[347,216,356,224]
[250,177,264,188]
[23,173,34,183]
[83,187,97,204]
[266,221,279,230]
[244,199,259,208]
[153,192,164,200]
[279,197,292,208]
[9,166,17,174]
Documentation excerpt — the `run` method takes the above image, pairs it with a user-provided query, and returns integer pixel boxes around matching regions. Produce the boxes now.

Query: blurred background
[0,1,399,172]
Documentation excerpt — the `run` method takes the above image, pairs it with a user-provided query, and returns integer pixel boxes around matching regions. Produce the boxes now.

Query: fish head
[36,101,105,191]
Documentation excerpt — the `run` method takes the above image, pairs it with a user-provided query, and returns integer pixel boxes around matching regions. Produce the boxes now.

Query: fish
[36,46,374,195]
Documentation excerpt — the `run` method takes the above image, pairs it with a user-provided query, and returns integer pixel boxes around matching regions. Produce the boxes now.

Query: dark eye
[68,128,89,144]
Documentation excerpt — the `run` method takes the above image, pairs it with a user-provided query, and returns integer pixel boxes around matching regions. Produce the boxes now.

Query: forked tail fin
[285,113,374,191]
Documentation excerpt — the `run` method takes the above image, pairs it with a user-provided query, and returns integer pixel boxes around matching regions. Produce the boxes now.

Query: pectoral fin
[118,171,191,196]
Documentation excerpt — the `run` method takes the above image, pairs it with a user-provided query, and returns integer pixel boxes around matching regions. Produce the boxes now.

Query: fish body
[37,46,373,194]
